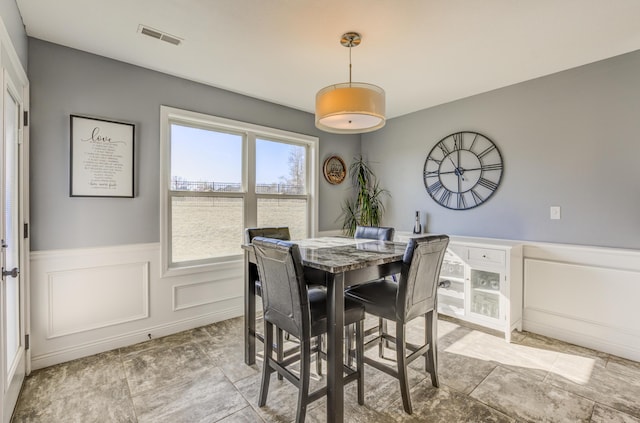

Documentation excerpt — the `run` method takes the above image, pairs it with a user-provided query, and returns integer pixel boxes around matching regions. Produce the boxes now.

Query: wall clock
[423,131,503,210]
[323,155,347,185]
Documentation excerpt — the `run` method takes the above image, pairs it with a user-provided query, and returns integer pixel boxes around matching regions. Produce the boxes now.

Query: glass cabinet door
[438,251,466,317]
[469,269,501,320]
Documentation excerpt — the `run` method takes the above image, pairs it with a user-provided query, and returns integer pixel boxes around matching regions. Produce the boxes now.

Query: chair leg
[255,294,263,344]
[378,318,385,359]
[381,318,389,350]
[259,321,274,407]
[356,319,365,405]
[316,335,323,375]
[396,322,412,414]
[346,325,354,367]
[277,328,284,381]
[425,311,439,387]
[296,338,311,423]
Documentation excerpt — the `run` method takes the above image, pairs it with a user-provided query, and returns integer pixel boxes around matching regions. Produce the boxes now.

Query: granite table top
[243,236,408,273]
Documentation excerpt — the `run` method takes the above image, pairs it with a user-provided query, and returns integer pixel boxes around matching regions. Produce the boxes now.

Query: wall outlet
[550,206,561,220]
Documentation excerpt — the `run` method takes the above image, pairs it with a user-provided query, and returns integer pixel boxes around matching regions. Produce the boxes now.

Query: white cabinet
[397,233,523,342]
[438,248,466,319]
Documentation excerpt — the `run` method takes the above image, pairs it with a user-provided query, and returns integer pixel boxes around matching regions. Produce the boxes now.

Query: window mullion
[255,193,308,200]
[245,132,257,228]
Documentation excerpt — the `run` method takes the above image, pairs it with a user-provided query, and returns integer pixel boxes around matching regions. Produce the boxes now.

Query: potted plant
[340,156,390,236]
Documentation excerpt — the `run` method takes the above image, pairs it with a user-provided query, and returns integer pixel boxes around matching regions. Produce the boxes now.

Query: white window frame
[160,106,319,276]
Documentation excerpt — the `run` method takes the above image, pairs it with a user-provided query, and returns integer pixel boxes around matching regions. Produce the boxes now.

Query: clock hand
[439,167,484,175]
[446,155,465,181]
[440,169,469,178]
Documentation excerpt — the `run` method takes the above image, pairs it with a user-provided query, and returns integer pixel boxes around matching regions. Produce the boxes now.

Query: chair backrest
[245,227,291,243]
[397,235,449,322]
[354,225,395,241]
[252,237,309,338]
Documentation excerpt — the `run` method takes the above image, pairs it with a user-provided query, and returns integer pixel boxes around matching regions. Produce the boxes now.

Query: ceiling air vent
[138,25,182,46]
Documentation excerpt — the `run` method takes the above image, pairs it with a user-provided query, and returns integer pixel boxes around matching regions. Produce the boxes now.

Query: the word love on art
[70,115,135,197]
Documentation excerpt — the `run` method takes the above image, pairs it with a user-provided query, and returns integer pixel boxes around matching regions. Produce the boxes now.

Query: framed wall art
[322,155,347,185]
[70,115,135,197]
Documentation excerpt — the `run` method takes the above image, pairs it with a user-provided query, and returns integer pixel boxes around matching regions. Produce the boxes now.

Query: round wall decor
[323,155,347,184]
[423,131,503,210]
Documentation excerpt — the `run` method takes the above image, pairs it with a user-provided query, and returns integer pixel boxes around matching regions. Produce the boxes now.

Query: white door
[1,71,26,423]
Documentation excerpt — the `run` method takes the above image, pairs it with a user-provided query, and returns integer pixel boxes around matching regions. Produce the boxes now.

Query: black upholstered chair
[252,237,365,423]
[246,227,327,375]
[245,227,291,242]
[352,225,396,358]
[246,227,292,298]
[354,225,395,241]
[345,235,449,414]
[246,227,292,378]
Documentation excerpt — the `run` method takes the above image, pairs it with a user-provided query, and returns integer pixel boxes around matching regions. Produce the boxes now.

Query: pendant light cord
[348,42,352,86]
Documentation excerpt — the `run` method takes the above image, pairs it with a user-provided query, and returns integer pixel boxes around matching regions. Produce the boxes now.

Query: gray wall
[0,0,27,69]
[28,38,360,251]
[363,49,640,250]
[27,37,640,251]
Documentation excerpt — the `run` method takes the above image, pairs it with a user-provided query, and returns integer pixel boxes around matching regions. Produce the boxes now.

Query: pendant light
[315,32,386,134]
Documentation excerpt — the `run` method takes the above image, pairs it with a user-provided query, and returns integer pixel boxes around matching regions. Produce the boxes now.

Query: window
[160,106,318,274]
[255,139,308,240]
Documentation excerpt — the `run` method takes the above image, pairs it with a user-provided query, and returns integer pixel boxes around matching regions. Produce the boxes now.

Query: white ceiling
[16,0,640,119]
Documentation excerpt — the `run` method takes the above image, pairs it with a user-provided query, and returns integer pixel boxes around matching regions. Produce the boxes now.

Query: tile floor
[11,315,640,423]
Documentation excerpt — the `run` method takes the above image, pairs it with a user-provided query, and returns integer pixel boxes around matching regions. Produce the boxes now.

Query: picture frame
[70,115,135,197]
[323,155,347,185]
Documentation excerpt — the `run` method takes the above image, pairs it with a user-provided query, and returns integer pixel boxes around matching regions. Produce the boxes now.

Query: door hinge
[25,334,30,350]
[24,223,29,239]
[23,110,29,127]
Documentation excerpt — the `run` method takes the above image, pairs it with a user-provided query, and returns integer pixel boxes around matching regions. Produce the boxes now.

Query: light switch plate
[550,206,561,220]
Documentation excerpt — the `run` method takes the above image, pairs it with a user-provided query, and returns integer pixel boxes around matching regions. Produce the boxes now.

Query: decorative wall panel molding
[173,265,243,311]
[47,262,149,338]
[28,239,640,368]
[523,243,640,362]
[30,242,244,369]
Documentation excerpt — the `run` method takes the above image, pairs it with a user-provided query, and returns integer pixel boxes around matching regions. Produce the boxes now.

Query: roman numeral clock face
[423,132,503,210]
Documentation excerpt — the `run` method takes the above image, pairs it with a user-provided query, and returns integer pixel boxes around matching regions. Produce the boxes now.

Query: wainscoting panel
[173,263,243,311]
[48,262,149,338]
[523,243,640,362]
[29,239,640,369]
[30,243,244,369]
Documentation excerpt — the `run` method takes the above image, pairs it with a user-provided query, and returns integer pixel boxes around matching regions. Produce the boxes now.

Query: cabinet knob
[438,279,451,289]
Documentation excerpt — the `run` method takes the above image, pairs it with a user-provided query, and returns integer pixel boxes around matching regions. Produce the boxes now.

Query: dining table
[242,236,408,423]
